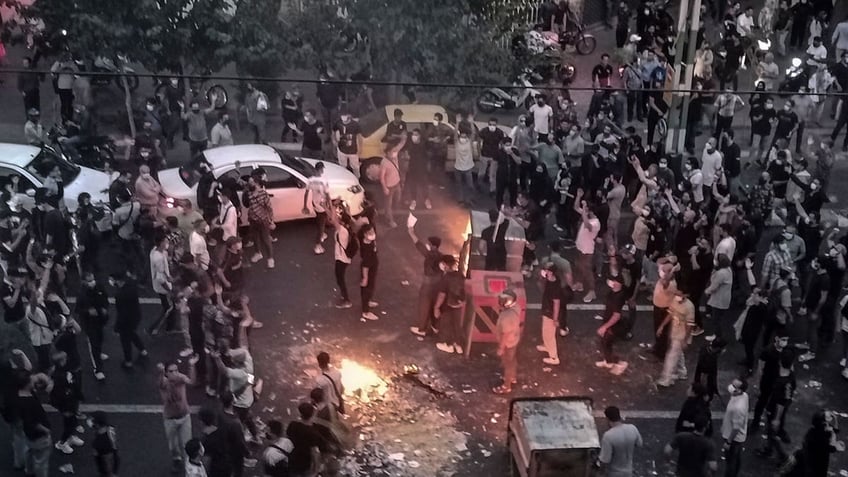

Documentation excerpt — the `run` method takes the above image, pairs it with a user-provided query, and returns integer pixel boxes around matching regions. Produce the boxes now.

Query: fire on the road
[340,359,388,402]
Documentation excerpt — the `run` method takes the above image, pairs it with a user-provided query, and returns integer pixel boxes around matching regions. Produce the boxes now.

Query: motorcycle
[476,73,542,113]
[557,3,597,55]
[778,58,810,92]
[90,55,140,91]
[47,125,115,171]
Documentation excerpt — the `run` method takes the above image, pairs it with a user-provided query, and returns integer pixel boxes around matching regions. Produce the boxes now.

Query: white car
[0,143,111,212]
[158,144,366,222]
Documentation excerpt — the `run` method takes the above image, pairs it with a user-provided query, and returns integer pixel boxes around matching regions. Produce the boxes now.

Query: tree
[286,0,518,103]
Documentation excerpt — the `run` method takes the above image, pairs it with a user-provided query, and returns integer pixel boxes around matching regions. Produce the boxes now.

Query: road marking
[526,303,708,312]
[64,297,161,305]
[46,404,201,414]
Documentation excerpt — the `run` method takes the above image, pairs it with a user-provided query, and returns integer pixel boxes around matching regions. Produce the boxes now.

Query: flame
[339,359,388,403]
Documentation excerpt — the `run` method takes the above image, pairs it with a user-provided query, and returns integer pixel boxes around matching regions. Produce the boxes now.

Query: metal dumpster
[507,397,600,477]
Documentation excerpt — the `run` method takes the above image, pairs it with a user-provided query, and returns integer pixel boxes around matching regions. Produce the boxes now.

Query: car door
[262,165,307,222]
[0,165,39,211]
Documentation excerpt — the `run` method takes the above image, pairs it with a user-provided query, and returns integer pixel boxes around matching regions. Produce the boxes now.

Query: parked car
[157,144,365,222]
[0,143,111,213]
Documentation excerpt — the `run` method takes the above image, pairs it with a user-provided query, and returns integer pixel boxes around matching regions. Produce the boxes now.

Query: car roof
[0,143,40,168]
[384,104,447,122]
[201,144,280,169]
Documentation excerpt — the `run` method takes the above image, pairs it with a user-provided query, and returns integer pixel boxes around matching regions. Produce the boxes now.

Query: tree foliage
[285,0,519,96]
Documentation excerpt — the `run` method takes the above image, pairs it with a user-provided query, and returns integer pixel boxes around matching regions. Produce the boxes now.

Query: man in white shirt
[189,218,210,271]
[806,36,828,67]
[209,111,234,147]
[736,7,755,37]
[303,162,331,255]
[833,19,848,58]
[149,234,173,334]
[700,137,723,191]
[217,193,238,241]
[722,378,749,477]
[574,191,601,302]
[528,95,554,140]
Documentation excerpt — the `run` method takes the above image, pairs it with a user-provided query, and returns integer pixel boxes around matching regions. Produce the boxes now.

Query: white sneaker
[841,358,847,367]
[100,353,109,361]
[542,357,561,365]
[410,326,427,337]
[558,328,570,337]
[67,435,84,447]
[595,360,614,369]
[535,345,548,353]
[361,312,379,321]
[409,200,417,211]
[424,199,432,209]
[583,291,596,303]
[610,361,629,375]
[368,301,379,308]
[55,441,74,454]
[179,348,194,358]
[94,371,106,381]
[250,253,263,263]
[436,342,455,353]
[314,244,325,255]
[266,258,275,269]
[843,368,848,380]
[454,345,463,354]
[320,232,328,243]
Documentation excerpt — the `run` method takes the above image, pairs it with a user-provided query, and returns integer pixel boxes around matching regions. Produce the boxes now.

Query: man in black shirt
[433,256,467,354]
[16,370,52,477]
[752,331,791,429]
[359,224,380,322]
[495,138,520,209]
[291,109,324,159]
[76,272,110,381]
[403,130,432,210]
[333,112,363,178]
[480,209,509,271]
[537,262,563,365]
[592,54,614,88]
[199,407,234,477]
[196,160,220,220]
[618,245,642,339]
[38,194,69,259]
[382,108,407,143]
[772,99,799,145]
[1,268,27,329]
[408,224,443,337]
[757,350,796,461]
[287,402,328,477]
[111,272,147,369]
[664,417,718,477]
[477,118,506,194]
[596,276,629,375]
[798,258,831,362]
[720,130,742,194]
[316,73,342,128]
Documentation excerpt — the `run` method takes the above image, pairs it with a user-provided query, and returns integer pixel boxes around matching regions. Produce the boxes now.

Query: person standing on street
[536,262,563,365]
[50,52,77,121]
[477,118,505,194]
[433,255,467,354]
[157,358,197,472]
[180,97,217,160]
[493,289,521,394]
[333,111,363,178]
[573,191,601,303]
[331,205,356,309]
[722,377,749,477]
[245,82,269,144]
[290,109,325,159]
[752,331,792,430]
[17,57,41,116]
[665,417,718,477]
[408,221,444,337]
[596,276,629,376]
[149,233,174,334]
[359,223,380,322]
[246,171,275,269]
[209,111,233,148]
[303,161,330,255]
[75,272,110,381]
[656,290,695,387]
[598,406,643,477]
[111,272,147,369]
[756,350,797,463]
[16,370,52,477]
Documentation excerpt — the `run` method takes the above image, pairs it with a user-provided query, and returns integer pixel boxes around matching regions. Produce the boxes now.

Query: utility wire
[2,67,846,98]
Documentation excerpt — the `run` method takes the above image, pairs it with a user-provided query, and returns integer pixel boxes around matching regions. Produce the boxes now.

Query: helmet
[498,289,517,307]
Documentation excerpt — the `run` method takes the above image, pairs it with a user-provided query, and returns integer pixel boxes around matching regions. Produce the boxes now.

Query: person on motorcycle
[59,104,93,163]
[24,108,47,146]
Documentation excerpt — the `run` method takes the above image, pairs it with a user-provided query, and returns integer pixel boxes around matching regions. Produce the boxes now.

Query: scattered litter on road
[401,280,410,286]
[807,380,822,389]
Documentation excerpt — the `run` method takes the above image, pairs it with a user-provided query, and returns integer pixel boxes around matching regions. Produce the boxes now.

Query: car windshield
[357,108,388,137]
[277,152,316,178]
[178,164,203,188]
[26,149,80,185]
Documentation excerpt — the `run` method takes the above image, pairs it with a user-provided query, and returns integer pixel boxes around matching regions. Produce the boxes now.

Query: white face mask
[810,183,818,190]
[432,120,440,126]
[488,125,496,131]
[727,384,736,394]
[459,138,469,144]
[146,105,154,111]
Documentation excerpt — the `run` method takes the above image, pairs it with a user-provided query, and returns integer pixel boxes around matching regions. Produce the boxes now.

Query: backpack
[263,443,291,477]
[337,225,359,259]
[256,93,269,112]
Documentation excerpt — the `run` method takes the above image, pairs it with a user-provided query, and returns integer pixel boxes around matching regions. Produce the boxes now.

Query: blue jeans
[454,169,474,203]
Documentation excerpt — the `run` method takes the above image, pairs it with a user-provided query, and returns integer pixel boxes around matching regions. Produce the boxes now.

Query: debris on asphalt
[807,380,822,389]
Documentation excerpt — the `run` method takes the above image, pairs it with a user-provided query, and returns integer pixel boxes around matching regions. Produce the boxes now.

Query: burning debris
[340,359,389,402]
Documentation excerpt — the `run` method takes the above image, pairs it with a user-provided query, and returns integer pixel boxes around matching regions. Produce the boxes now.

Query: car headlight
[347,185,363,194]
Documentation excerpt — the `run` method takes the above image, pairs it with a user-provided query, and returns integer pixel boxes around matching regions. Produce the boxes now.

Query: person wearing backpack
[246,82,269,145]
[262,419,293,477]
[331,205,357,309]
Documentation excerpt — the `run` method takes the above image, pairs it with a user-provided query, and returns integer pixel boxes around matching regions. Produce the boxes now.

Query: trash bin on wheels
[507,397,600,477]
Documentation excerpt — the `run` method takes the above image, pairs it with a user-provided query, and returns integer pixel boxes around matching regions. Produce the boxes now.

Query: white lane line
[64,297,161,305]
[527,303,708,312]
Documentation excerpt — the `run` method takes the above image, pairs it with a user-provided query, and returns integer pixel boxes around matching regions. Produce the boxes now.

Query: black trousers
[495,176,517,209]
[724,441,744,477]
[361,264,378,312]
[752,381,773,425]
[23,89,40,115]
[647,111,662,146]
[148,293,174,334]
[58,89,74,121]
[437,306,464,347]
[335,260,349,301]
[118,327,145,363]
[85,324,105,373]
[715,115,733,140]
